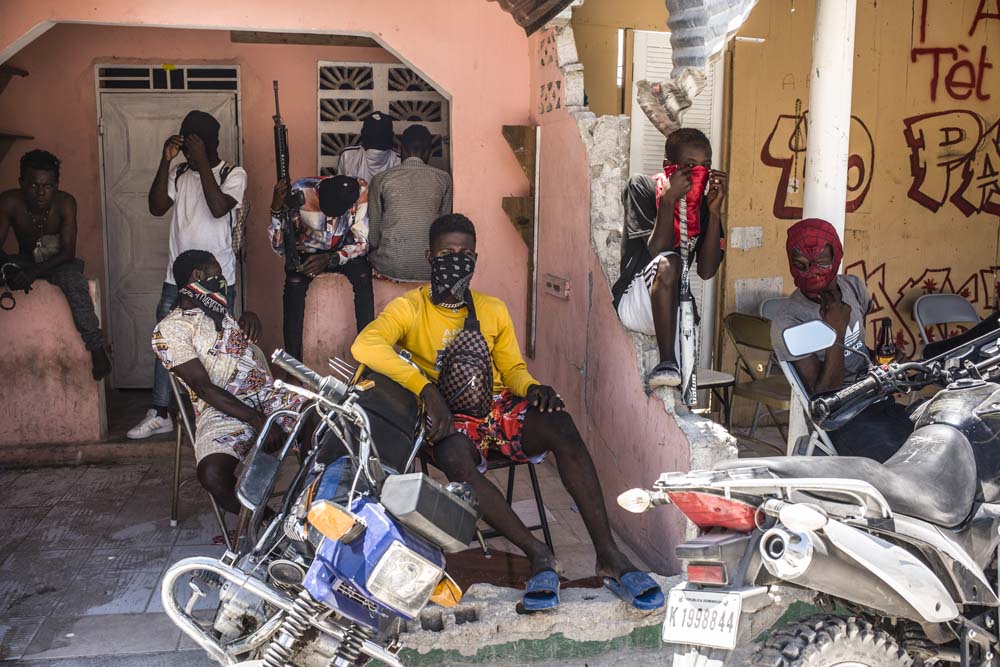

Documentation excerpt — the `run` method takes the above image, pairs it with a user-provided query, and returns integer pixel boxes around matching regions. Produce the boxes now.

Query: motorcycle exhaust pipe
[758,526,929,621]
[760,526,814,579]
[161,556,405,667]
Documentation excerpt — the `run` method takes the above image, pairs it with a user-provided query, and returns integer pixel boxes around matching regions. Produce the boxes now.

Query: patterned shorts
[452,390,546,473]
[193,387,304,462]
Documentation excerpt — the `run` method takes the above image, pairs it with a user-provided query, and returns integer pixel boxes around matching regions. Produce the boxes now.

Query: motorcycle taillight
[667,491,758,532]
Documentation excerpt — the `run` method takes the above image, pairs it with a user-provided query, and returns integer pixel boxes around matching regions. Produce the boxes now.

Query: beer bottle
[875,318,897,365]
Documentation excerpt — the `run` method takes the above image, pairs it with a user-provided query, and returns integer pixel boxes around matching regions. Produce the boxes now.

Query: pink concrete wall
[0,282,106,446]
[527,32,689,573]
[301,279,412,373]
[0,5,532,363]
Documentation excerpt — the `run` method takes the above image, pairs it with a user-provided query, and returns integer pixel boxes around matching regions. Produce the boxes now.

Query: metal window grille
[97,66,239,91]
[317,62,450,175]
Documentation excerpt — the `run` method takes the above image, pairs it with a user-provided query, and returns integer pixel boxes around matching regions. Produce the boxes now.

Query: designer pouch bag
[436,294,492,419]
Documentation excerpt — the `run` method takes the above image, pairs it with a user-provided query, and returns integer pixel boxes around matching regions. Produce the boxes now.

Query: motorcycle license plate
[662,588,741,650]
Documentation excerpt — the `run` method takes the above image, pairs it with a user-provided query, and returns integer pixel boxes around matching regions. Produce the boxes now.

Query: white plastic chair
[913,293,980,346]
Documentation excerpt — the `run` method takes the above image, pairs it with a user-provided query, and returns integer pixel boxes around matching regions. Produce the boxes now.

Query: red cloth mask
[655,165,710,247]
[786,218,843,298]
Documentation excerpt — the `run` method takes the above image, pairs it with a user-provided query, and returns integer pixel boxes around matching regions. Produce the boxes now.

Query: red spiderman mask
[655,165,710,245]
[786,218,843,299]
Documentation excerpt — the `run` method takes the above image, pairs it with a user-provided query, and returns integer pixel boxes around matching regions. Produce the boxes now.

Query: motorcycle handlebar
[271,349,322,393]
[811,375,881,421]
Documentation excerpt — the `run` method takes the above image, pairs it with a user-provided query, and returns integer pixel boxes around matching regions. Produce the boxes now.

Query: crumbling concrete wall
[395,576,813,664]
[527,8,737,573]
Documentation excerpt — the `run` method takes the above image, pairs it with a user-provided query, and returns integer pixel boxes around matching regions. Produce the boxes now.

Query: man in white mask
[337,112,400,182]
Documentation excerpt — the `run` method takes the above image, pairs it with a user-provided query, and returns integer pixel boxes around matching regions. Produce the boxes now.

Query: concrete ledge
[0,437,175,468]
[392,577,814,665]
[301,276,412,372]
[0,280,106,447]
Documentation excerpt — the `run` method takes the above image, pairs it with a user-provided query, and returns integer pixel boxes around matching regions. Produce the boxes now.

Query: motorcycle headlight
[366,541,443,617]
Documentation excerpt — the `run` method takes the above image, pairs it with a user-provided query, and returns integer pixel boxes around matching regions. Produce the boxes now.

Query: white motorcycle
[620,320,1000,666]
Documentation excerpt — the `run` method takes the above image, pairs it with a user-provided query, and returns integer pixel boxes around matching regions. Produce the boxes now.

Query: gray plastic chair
[913,294,980,346]
[759,297,789,322]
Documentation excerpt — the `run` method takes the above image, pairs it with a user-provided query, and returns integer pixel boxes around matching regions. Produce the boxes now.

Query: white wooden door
[100,92,238,388]
[629,30,725,365]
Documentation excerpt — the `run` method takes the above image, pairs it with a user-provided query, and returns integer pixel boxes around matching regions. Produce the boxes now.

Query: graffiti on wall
[904,111,1000,216]
[760,109,875,219]
[912,0,996,102]
[846,259,1000,357]
[905,1,999,214]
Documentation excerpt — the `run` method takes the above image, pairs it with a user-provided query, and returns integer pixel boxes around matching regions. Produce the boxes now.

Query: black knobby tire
[750,614,913,667]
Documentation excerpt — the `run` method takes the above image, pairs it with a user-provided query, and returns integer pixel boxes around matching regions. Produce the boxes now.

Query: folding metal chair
[777,359,837,457]
[166,343,270,551]
[913,293,980,347]
[724,312,791,441]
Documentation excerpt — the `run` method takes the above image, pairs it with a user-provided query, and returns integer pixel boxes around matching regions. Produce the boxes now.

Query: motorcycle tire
[749,614,913,667]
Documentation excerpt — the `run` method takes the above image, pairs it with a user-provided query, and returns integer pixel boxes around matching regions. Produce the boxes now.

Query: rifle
[273,81,302,272]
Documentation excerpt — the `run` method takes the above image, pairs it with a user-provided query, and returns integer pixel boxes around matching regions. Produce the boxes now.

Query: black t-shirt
[611,174,724,308]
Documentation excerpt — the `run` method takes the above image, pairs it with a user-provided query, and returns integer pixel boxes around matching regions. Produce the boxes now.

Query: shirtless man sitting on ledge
[0,149,111,380]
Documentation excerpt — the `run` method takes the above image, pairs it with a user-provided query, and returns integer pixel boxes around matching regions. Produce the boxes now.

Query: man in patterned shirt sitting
[152,249,304,514]
[270,174,372,360]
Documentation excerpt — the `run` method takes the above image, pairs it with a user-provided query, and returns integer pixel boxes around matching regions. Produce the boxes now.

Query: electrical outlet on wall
[543,274,571,300]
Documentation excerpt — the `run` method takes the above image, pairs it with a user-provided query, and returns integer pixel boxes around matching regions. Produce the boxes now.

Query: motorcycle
[619,319,1000,666]
[160,350,480,667]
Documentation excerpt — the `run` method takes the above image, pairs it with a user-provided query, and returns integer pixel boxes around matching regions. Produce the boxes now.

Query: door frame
[94,63,243,388]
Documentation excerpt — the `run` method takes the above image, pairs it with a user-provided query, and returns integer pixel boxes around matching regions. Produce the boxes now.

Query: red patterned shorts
[452,390,543,472]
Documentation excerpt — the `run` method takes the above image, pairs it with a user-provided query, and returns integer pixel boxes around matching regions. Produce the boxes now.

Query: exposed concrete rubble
[397,576,814,664]
[545,14,738,472]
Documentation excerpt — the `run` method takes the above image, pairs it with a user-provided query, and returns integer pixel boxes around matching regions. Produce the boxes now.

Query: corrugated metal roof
[664,0,759,76]
[486,0,577,35]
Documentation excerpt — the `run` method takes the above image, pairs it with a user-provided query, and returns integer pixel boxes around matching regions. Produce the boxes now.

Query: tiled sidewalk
[0,460,220,664]
[0,455,642,665]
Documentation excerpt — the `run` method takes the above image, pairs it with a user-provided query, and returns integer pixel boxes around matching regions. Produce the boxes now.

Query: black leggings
[282,256,374,360]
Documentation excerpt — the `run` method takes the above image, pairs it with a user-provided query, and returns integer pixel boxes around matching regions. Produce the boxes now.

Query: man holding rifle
[268,80,374,361]
[269,175,372,361]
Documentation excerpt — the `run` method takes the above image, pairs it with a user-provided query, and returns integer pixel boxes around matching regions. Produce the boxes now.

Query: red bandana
[655,165,710,247]
[786,218,843,298]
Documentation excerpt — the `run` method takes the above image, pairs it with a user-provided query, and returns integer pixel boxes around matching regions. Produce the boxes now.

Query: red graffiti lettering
[846,260,999,357]
[760,111,874,220]
[904,110,1000,215]
[910,45,992,101]
[970,0,1000,36]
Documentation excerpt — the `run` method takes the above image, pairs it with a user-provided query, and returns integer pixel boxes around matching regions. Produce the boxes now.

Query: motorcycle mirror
[783,321,838,358]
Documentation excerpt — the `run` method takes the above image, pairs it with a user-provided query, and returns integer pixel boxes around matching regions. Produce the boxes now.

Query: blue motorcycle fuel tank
[303,495,446,629]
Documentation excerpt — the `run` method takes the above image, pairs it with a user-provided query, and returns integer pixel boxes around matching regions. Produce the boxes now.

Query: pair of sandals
[522,569,664,613]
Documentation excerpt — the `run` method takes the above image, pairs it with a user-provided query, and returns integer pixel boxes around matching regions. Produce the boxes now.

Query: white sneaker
[127,409,174,439]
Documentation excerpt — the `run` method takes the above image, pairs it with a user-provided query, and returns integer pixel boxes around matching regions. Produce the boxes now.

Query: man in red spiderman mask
[771,218,912,461]
[613,128,727,389]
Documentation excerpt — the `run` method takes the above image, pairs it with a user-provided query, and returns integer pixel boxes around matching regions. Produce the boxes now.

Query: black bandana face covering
[179,275,228,330]
[430,252,476,306]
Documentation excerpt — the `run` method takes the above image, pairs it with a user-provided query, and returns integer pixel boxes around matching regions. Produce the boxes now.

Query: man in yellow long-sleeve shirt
[352,214,664,613]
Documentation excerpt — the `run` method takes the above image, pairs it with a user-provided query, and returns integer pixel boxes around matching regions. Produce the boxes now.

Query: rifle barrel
[273,80,281,118]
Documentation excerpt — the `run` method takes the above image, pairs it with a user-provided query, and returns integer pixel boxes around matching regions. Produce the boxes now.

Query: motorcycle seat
[716,423,977,528]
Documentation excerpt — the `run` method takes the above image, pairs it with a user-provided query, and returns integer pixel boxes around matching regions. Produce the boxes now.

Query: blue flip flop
[522,569,561,612]
[603,571,665,611]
